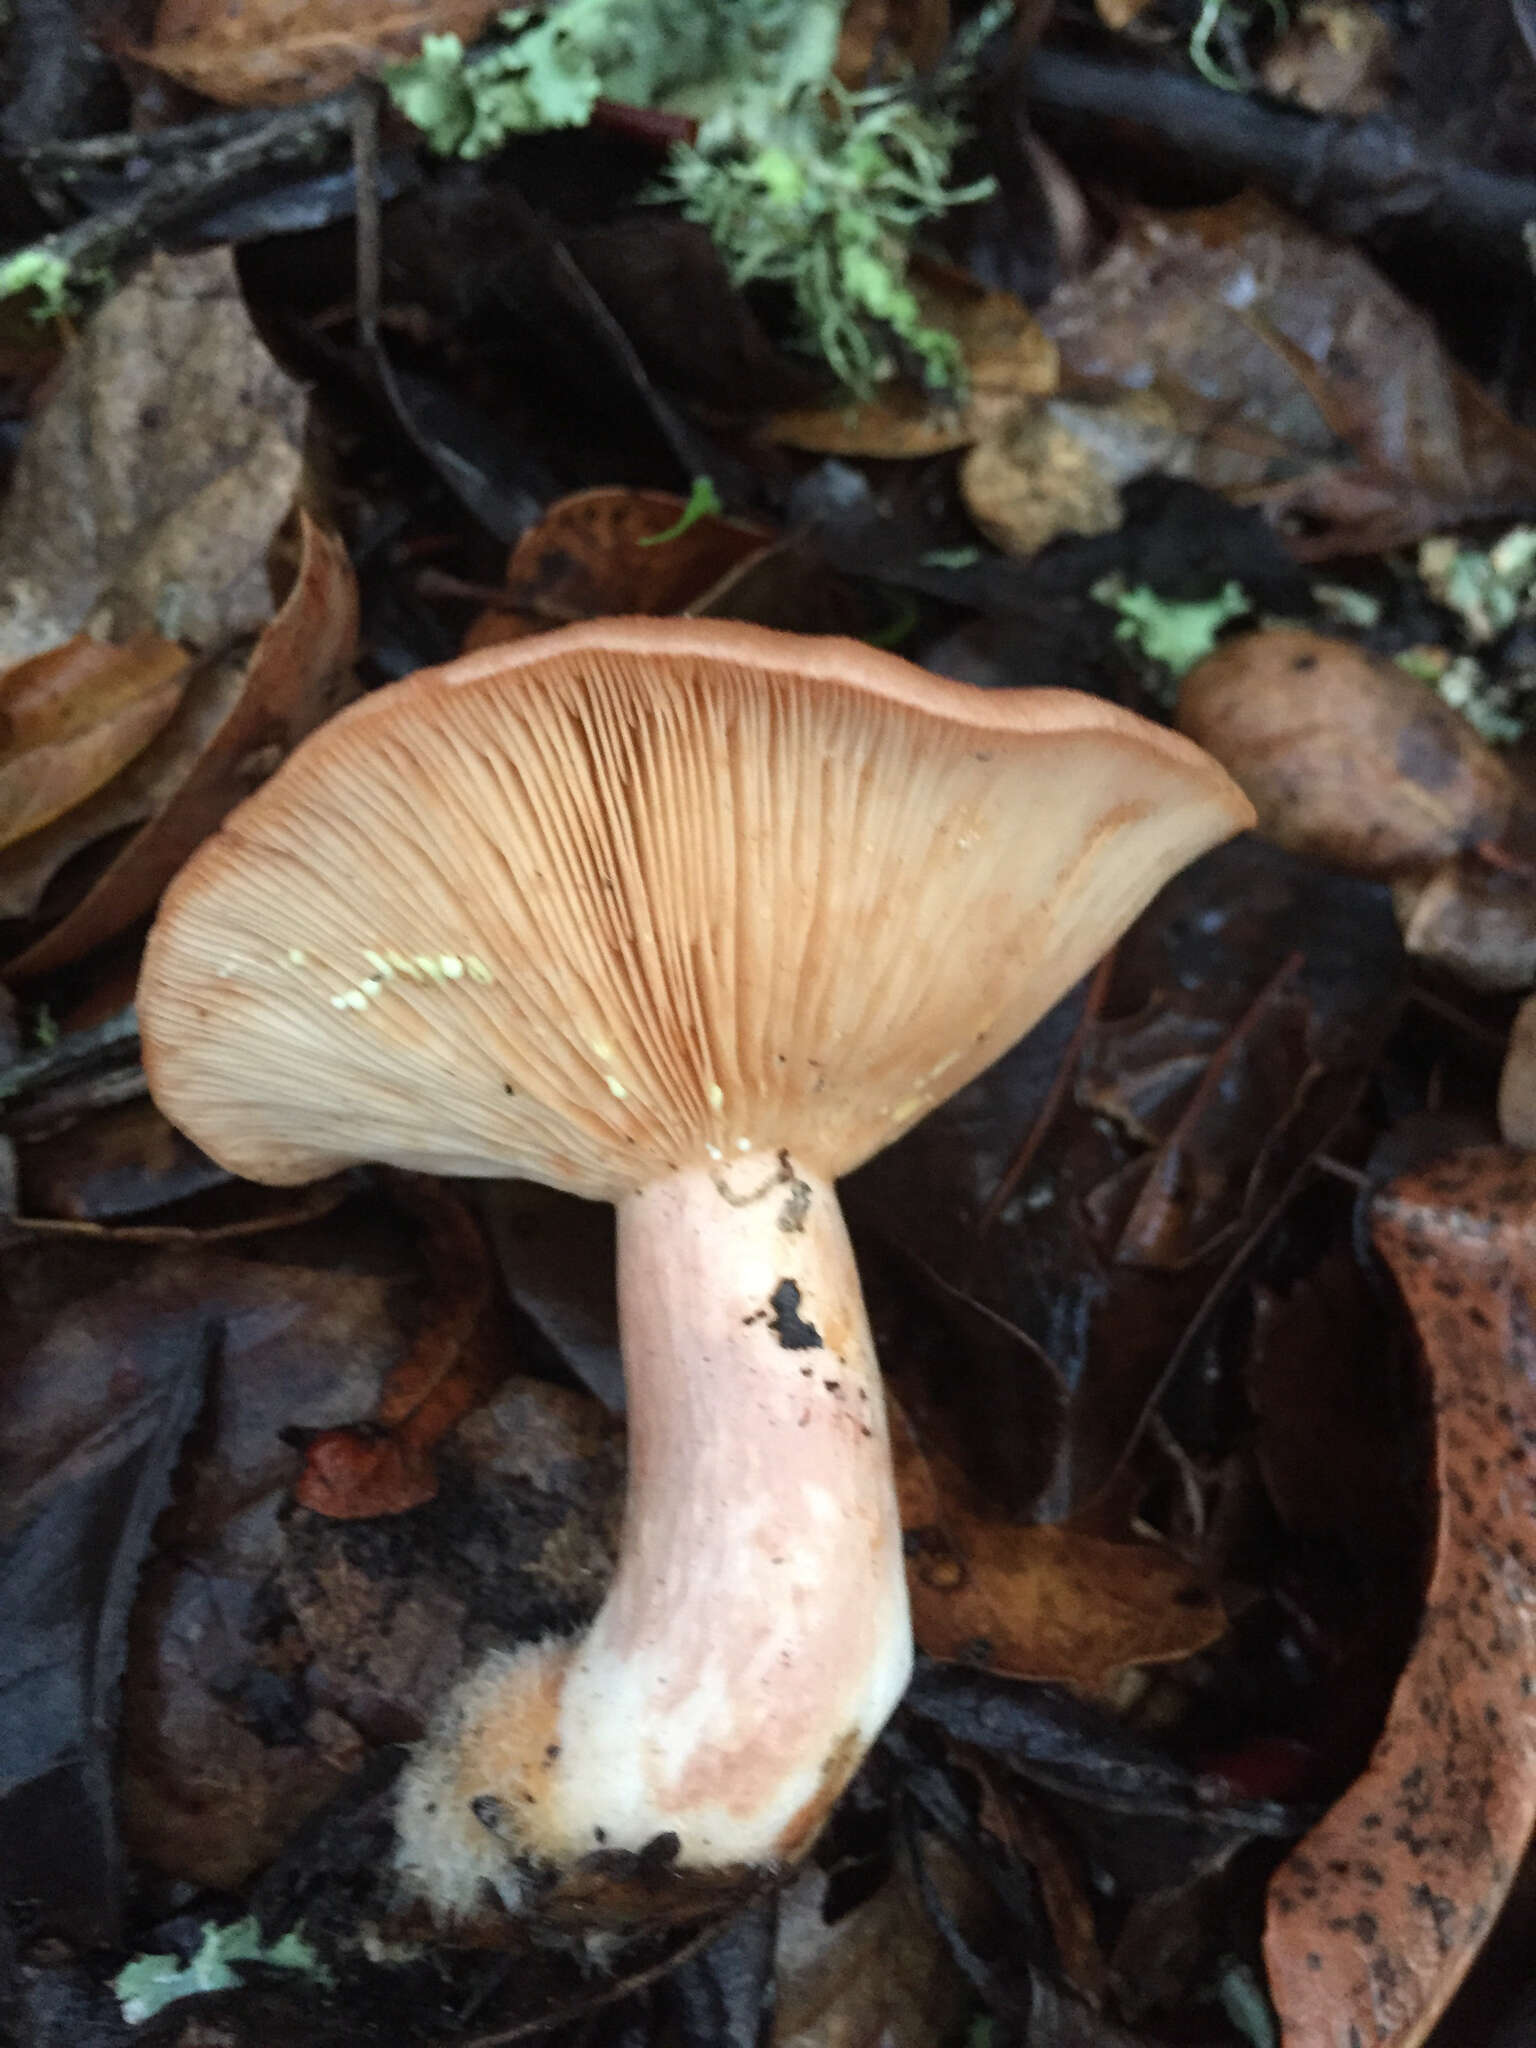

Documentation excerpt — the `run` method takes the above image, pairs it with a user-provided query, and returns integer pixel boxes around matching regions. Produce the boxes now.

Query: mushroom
[136,617,1253,1930]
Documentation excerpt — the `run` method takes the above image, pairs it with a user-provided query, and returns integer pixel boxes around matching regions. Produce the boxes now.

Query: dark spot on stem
[769,1279,823,1350]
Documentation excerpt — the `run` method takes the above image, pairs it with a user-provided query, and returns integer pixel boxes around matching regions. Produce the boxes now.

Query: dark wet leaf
[477,1180,623,1410]
[0,1271,212,1943]
[661,1892,777,2048]
[903,1665,1300,1839]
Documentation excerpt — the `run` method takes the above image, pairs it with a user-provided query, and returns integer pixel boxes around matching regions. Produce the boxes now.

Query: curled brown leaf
[1264,1148,1536,2047]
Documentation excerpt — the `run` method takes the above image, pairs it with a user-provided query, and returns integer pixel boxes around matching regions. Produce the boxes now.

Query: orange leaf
[0,634,188,850]
[1264,1148,1536,2048]
[142,0,498,107]
[2,512,356,980]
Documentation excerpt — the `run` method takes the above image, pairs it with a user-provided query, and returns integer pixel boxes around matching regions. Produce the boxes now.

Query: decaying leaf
[1039,195,1536,557]
[773,1848,984,2048]
[463,486,773,652]
[961,403,1125,558]
[0,248,307,667]
[295,1179,494,1517]
[0,634,189,852]
[1265,1148,1536,2048]
[2,1251,217,1938]
[1,513,356,978]
[142,0,497,107]
[894,1404,1224,1686]
[770,269,1058,456]
[1178,630,1516,879]
[0,246,354,975]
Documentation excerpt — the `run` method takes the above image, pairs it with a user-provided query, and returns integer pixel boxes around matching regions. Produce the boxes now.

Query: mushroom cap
[138,618,1253,1195]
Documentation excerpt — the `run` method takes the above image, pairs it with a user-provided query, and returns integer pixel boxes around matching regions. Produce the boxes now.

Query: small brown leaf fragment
[892,1403,1224,1686]
[961,403,1125,558]
[1178,630,1515,878]
[1264,1147,1536,2048]
[0,634,189,850]
[142,0,498,106]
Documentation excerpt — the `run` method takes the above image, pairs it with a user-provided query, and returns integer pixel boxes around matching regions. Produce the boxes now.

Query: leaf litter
[9,6,1536,2047]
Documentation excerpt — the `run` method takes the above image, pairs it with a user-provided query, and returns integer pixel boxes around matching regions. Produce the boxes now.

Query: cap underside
[139,623,1249,1194]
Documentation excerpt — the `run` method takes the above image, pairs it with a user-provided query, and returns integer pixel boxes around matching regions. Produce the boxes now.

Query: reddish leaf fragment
[465,486,772,652]
[296,1177,493,1518]
[1264,1147,1536,2048]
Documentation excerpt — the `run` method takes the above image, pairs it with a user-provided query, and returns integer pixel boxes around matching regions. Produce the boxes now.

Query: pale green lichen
[0,248,75,319]
[386,1,1004,395]
[114,1916,332,2026]
[1093,575,1253,696]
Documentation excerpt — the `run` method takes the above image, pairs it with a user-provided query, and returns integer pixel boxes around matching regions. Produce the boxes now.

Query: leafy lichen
[385,1,1003,395]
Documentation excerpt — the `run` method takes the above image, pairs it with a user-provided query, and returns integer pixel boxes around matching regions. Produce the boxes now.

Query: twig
[1023,45,1536,266]
[975,950,1115,1242]
[0,1005,139,1105]
[351,85,383,353]
[7,93,355,290]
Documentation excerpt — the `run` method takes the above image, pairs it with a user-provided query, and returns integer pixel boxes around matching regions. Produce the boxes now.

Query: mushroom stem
[393,1153,911,1922]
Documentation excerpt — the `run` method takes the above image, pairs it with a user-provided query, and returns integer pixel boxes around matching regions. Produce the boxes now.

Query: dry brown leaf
[1039,195,1536,557]
[1265,1148,1536,2048]
[0,634,189,851]
[1,512,356,978]
[1094,0,1157,24]
[142,0,497,106]
[894,1403,1224,1686]
[464,486,773,651]
[0,248,306,666]
[770,268,1058,457]
[1177,630,1515,878]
